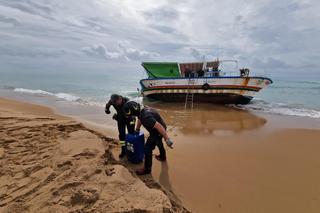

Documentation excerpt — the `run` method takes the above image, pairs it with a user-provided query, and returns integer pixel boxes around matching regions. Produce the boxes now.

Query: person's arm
[154,122,173,148]
[136,119,142,132]
[153,122,169,141]
[105,100,112,114]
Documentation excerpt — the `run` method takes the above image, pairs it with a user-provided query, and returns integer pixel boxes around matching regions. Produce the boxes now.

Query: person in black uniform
[184,66,192,78]
[197,68,204,77]
[105,94,135,158]
[123,101,174,175]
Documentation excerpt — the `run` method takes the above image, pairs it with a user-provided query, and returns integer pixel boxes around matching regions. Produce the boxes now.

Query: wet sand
[149,103,320,213]
[1,92,320,213]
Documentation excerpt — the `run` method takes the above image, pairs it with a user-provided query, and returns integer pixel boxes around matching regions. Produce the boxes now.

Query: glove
[135,128,140,135]
[105,109,111,114]
[112,113,118,121]
[165,138,174,149]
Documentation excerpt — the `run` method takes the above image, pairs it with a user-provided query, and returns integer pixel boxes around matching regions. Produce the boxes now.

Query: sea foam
[239,99,320,119]
[14,88,82,102]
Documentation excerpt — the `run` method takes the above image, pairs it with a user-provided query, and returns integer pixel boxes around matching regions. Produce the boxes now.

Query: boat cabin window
[179,60,220,78]
[180,63,203,77]
[205,67,220,77]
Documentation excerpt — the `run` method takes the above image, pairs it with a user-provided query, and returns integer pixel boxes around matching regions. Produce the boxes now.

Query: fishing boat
[139,60,273,106]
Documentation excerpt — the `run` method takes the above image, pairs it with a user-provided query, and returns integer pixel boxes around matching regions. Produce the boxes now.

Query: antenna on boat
[235,60,239,71]
[202,55,207,70]
[216,46,223,72]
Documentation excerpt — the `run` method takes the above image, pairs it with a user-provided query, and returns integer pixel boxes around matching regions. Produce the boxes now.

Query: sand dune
[0,98,188,213]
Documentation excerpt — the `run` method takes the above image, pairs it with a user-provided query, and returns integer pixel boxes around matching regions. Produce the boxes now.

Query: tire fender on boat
[202,83,210,90]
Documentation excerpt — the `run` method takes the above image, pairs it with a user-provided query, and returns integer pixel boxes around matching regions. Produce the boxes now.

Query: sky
[0,0,319,77]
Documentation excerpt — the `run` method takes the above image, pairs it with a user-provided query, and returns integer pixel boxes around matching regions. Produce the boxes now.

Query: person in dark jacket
[197,69,205,77]
[105,94,135,158]
[123,101,173,175]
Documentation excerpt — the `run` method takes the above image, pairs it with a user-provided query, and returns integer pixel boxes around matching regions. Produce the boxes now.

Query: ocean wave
[8,87,140,107]
[14,88,52,96]
[13,87,84,103]
[123,90,140,98]
[239,99,320,119]
[55,93,82,102]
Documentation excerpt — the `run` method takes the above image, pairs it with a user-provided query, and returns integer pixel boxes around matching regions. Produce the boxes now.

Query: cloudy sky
[0,0,319,76]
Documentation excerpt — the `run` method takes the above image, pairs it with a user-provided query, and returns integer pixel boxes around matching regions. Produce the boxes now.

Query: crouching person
[123,101,173,175]
[105,94,135,158]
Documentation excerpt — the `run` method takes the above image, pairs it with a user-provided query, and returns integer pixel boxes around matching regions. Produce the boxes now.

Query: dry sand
[0,98,188,213]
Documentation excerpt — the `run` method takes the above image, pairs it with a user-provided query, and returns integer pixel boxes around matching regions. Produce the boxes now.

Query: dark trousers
[117,117,135,144]
[144,133,166,172]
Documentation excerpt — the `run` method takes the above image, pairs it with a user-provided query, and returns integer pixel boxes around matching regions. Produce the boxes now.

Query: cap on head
[110,94,121,104]
[123,101,141,117]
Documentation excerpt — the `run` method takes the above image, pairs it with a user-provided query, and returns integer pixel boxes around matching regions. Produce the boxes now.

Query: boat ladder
[184,78,195,109]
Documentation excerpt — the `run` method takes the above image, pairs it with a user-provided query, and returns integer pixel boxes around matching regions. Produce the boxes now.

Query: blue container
[125,132,145,164]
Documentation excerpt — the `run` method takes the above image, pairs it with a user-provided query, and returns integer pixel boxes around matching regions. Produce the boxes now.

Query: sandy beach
[1,96,320,213]
[0,97,187,212]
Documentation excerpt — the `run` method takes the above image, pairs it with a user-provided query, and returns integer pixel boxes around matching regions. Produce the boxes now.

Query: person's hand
[105,109,111,114]
[165,138,174,149]
[112,113,118,120]
[135,128,140,134]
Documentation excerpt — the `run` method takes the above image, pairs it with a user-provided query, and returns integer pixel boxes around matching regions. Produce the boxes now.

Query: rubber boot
[136,167,151,175]
[119,146,126,158]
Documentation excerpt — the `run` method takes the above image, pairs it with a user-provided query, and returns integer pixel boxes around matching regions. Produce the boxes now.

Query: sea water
[0,69,319,119]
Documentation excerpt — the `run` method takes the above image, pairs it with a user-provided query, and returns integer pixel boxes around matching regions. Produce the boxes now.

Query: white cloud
[118,40,160,61]
[0,0,319,75]
[0,15,20,26]
[82,44,124,60]
[82,41,160,62]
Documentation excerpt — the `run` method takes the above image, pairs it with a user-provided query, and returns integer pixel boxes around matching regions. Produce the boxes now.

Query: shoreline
[0,97,189,212]
[1,84,320,120]
[1,87,320,130]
